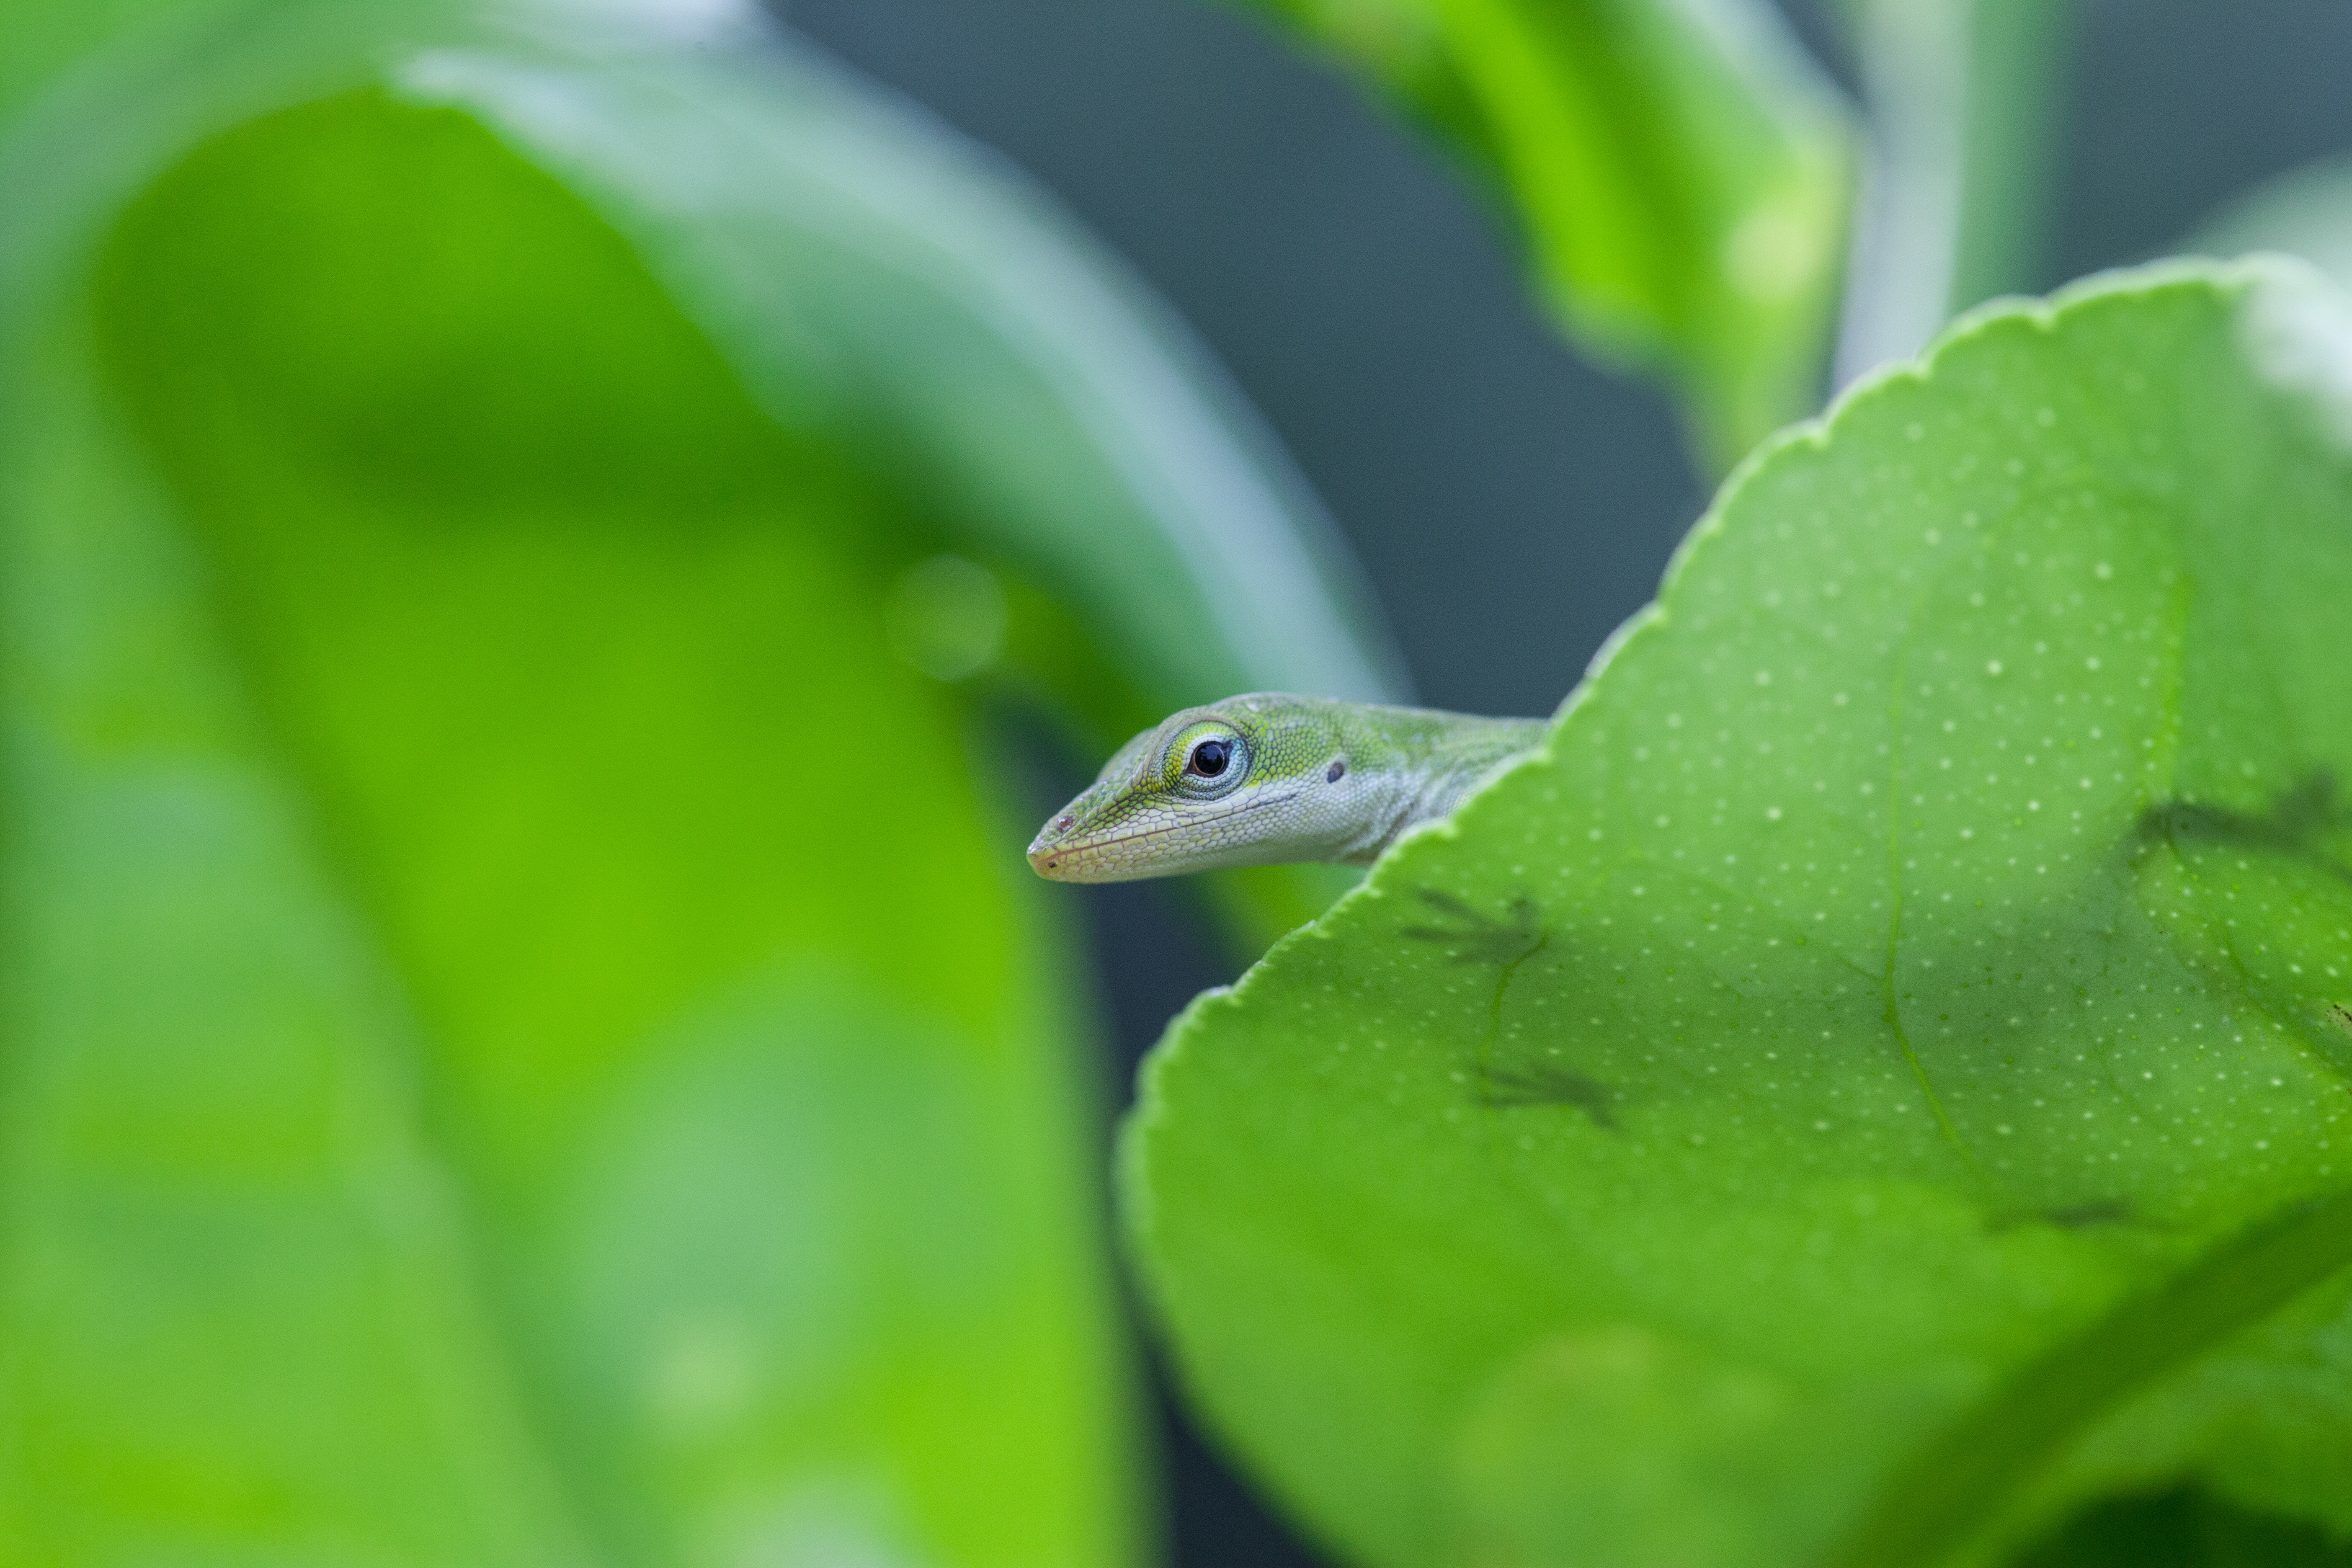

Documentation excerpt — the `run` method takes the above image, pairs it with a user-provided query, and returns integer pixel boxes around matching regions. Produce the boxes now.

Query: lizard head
[1028,694,1346,882]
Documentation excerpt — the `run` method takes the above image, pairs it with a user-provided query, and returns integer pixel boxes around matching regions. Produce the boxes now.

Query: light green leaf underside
[4,85,1130,1568]
[1126,262,2352,1568]
[0,3,1401,1561]
[392,27,1401,711]
[1235,0,1852,467]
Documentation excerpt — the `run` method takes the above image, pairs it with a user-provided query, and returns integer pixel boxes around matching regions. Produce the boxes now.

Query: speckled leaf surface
[1235,0,1851,467]
[1126,264,2352,1568]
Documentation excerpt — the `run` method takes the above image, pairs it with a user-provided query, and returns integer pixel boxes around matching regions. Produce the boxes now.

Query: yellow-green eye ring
[1167,721,1248,798]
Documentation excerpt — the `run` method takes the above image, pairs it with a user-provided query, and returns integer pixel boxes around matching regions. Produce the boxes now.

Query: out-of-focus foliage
[2192,154,2352,294]
[0,1,1399,1561]
[1234,0,1852,469]
[1833,0,2077,380]
[1126,264,2352,1568]
[2012,1484,2352,1567]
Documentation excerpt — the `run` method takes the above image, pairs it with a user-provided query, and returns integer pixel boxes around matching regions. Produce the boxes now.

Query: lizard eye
[1167,722,1247,798]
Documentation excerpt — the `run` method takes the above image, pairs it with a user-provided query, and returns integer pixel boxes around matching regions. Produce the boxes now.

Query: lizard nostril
[1056,815,1074,832]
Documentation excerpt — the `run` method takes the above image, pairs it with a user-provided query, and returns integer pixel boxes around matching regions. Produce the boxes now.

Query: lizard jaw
[1026,789,1304,882]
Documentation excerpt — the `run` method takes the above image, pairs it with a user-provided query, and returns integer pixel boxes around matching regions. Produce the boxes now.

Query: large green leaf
[0,3,1398,1561]
[1234,0,1852,467]
[1126,261,2352,1568]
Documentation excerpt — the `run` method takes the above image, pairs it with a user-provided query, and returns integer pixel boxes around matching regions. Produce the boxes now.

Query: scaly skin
[1028,693,1547,882]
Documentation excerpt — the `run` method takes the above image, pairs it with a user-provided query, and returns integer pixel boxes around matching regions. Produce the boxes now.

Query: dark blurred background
[772,3,2352,1560]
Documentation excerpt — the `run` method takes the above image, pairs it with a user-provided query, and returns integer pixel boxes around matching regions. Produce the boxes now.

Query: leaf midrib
[1819,1179,2352,1568]
[1877,583,1975,1168]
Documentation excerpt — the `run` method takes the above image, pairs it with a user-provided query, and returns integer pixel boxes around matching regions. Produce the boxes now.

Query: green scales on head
[1029,694,1547,882]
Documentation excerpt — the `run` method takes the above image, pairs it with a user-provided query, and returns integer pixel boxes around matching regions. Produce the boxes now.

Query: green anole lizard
[1028,694,1547,882]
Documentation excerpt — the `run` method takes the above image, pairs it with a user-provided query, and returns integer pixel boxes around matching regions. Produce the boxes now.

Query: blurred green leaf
[0,3,1403,1561]
[1235,0,1852,468]
[1125,263,2352,1568]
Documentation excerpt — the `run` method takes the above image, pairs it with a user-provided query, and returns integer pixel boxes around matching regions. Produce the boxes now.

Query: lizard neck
[1334,707,1547,864]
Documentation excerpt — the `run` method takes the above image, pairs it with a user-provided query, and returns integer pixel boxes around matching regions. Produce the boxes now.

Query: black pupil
[1189,739,1232,778]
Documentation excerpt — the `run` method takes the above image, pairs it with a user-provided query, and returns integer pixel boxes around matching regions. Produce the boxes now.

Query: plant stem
[1833,0,2076,383]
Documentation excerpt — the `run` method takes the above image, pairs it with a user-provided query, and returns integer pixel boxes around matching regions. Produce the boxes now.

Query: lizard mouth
[1027,789,1301,882]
